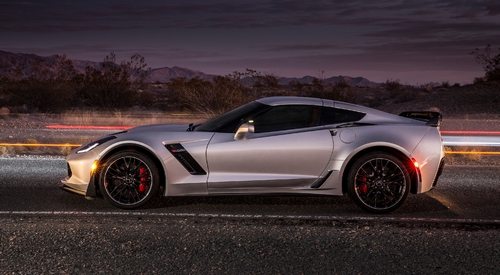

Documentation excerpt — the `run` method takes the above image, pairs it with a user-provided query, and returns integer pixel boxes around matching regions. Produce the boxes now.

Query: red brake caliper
[358,176,368,194]
[138,166,148,193]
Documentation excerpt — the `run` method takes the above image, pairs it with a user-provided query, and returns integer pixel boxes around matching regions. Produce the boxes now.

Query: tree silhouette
[472,45,500,82]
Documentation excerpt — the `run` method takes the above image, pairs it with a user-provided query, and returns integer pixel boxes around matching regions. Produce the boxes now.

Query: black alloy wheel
[99,150,160,209]
[347,152,411,213]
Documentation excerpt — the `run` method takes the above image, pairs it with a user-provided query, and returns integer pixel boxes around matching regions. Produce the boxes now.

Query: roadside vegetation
[0,46,499,118]
[0,48,499,162]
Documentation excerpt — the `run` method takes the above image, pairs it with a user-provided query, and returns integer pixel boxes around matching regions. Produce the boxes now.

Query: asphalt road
[0,157,499,274]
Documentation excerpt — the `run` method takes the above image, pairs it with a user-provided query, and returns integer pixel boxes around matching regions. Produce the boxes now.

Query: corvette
[61,96,445,213]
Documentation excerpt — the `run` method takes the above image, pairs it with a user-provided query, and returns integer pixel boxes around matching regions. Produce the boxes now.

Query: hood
[127,124,189,133]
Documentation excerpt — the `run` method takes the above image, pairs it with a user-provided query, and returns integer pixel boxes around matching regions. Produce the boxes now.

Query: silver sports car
[62,96,445,213]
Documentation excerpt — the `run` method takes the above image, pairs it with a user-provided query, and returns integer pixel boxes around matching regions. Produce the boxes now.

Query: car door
[206,104,334,193]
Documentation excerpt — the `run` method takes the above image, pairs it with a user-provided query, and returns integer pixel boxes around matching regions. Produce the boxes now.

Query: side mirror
[234,122,255,140]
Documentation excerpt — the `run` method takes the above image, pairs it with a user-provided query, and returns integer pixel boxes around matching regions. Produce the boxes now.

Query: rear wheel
[347,152,410,213]
[99,150,160,209]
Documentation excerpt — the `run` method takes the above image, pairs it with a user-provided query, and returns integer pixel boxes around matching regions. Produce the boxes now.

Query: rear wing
[399,111,442,127]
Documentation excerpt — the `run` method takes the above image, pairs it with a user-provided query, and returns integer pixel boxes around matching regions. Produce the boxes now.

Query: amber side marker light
[90,160,98,173]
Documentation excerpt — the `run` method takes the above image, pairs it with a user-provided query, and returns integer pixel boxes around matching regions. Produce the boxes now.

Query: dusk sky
[1,0,500,84]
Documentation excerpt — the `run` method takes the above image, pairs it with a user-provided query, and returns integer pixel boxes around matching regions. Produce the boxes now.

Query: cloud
[1,0,499,83]
[265,44,339,52]
[0,0,498,32]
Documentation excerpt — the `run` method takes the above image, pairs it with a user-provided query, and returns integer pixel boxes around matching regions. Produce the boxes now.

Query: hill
[0,50,378,86]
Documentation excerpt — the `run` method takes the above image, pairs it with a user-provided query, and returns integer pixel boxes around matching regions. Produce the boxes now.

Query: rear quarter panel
[328,124,431,193]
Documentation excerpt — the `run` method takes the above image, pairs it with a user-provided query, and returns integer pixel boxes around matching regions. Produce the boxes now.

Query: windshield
[195,101,268,133]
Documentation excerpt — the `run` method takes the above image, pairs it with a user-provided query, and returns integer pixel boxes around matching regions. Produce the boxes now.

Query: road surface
[0,157,499,274]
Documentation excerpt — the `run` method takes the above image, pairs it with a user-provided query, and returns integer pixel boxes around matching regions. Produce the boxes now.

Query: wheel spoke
[103,156,153,206]
[354,157,407,211]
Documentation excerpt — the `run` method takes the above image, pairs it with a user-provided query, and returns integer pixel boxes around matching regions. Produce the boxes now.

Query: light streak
[0,143,81,147]
[44,126,500,135]
[46,125,131,130]
[440,130,500,136]
[444,151,500,155]
[442,136,500,147]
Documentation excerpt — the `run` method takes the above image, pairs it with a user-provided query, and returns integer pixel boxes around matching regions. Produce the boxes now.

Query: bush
[384,79,402,92]
[472,45,500,82]
[76,53,148,108]
[4,79,75,112]
[168,76,253,115]
[1,52,151,111]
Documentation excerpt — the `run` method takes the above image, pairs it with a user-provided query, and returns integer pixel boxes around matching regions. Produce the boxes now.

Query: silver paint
[62,96,444,210]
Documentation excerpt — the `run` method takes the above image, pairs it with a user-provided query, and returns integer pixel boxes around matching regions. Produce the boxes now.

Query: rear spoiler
[399,111,442,127]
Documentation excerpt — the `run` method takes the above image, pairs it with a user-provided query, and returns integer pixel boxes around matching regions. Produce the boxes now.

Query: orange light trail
[0,144,499,155]
[46,124,131,130]
[444,151,500,155]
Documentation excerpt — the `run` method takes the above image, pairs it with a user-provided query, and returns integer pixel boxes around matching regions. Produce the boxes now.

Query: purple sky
[1,0,500,84]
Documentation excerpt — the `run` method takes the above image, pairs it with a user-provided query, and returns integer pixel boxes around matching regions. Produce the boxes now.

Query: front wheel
[347,152,410,213]
[98,150,160,209]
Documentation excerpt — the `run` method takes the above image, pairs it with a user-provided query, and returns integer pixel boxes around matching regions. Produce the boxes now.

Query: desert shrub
[440,81,450,88]
[420,83,435,93]
[168,75,253,115]
[229,69,282,97]
[394,90,417,103]
[1,53,152,111]
[76,53,148,108]
[4,79,75,112]
[78,65,136,108]
[473,77,485,84]
[472,45,500,82]
[384,79,402,92]
[1,55,78,112]
[384,79,404,99]
[135,91,158,108]
[302,79,356,103]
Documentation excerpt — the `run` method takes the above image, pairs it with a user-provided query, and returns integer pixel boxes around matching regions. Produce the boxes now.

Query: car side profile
[62,96,445,213]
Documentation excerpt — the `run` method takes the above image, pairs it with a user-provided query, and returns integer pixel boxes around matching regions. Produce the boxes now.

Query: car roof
[256,96,388,115]
[256,96,323,106]
[255,96,420,124]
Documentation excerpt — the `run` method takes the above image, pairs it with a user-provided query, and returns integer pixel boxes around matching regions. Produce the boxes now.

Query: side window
[252,105,320,133]
[320,107,365,125]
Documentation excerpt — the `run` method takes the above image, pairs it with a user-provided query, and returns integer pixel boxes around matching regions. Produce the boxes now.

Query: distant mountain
[0,50,63,78]
[0,50,215,82]
[0,50,378,87]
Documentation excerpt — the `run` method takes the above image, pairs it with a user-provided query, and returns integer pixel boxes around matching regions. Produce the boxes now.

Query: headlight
[76,136,117,154]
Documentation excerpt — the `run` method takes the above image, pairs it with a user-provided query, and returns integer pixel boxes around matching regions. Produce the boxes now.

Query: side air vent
[165,143,207,175]
[311,170,333,189]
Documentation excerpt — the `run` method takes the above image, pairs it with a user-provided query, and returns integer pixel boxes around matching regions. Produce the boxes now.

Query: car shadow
[143,191,455,218]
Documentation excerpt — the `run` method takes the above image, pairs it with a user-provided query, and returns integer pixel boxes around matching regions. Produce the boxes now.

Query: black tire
[98,150,160,209]
[347,152,410,213]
